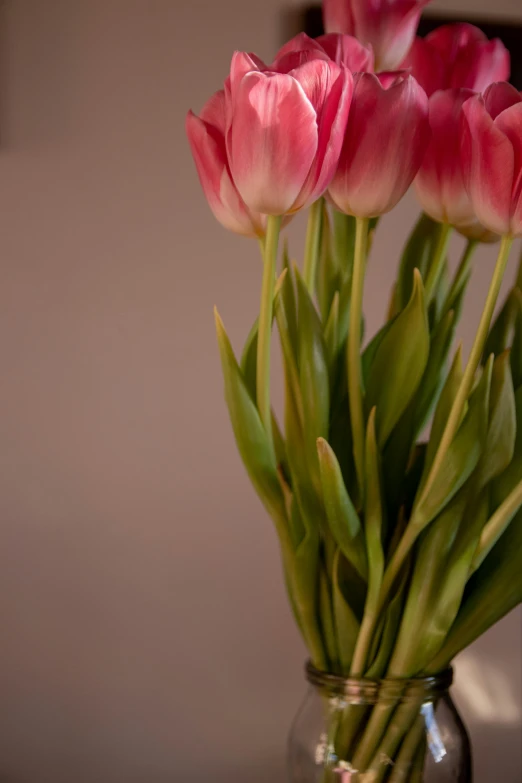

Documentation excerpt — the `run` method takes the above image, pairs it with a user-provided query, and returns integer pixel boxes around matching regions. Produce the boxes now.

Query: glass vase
[288,662,472,782]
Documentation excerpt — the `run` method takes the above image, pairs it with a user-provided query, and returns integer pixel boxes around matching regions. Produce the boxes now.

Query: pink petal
[329,73,429,217]
[229,51,266,100]
[227,71,318,215]
[316,33,375,72]
[200,90,227,135]
[451,39,511,92]
[426,23,487,61]
[494,104,522,234]
[186,111,262,236]
[483,81,522,119]
[272,33,326,70]
[323,0,356,36]
[415,89,476,225]
[293,64,353,210]
[400,37,446,96]
[461,95,514,236]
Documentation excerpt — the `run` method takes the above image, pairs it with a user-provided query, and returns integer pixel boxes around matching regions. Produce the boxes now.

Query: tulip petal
[494,104,522,235]
[329,74,429,217]
[317,33,375,72]
[461,95,514,236]
[415,89,476,226]
[400,37,446,97]
[323,0,356,36]
[199,89,227,134]
[229,51,266,99]
[186,111,262,236]
[452,39,511,93]
[426,22,487,61]
[227,71,318,215]
[292,63,353,210]
[483,81,522,119]
[272,33,327,70]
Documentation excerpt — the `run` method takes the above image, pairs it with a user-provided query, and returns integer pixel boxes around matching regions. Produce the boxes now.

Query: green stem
[257,215,282,458]
[369,236,513,635]
[348,217,369,502]
[423,223,452,304]
[439,238,477,322]
[387,715,425,783]
[303,198,324,293]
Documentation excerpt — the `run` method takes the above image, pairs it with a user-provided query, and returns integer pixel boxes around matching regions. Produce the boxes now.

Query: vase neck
[305,661,453,705]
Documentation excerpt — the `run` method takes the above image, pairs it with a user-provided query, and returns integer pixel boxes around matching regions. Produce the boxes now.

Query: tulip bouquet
[187,0,522,779]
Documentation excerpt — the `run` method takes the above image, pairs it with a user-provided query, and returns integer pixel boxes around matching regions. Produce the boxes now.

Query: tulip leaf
[415,358,492,528]
[319,566,339,671]
[280,243,299,359]
[317,437,367,581]
[492,384,522,507]
[240,316,259,402]
[365,269,430,446]
[395,213,439,312]
[423,345,463,476]
[484,287,522,360]
[476,351,516,488]
[325,291,340,382]
[317,204,342,324]
[333,548,361,671]
[214,309,290,544]
[365,568,409,678]
[295,269,330,488]
[510,289,522,388]
[332,209,356,281]
[364,410,385,600]
[414,309,456,434]
[283,525,328,670]
[427,509,522,672]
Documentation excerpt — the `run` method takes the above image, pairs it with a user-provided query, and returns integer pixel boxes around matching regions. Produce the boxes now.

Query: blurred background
[0,1,520,782]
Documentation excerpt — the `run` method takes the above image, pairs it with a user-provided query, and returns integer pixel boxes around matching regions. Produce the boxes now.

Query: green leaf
[492,384,522,507]
[476,351,516,488]
[332,209,356,280]
[214,309,289,545]
[333,548,361,672]
[423,345,463,476]
[510,288,522,388]
[388,486,471,676]
[280,244,299,359]
[317,437,367,581]
[365,569,409,678]
[317,204,342,323]
[414,309,456,435]
[366,269,430,446]
[364,409,385,598]
[484,287,522,360]
[415,357,492,529]
[427,509,522,672]
[395,213,439,312]
[296,269,330,487]
[362,316,397,389]
[283,526,328,670]
[324,291,340,382]
[319,565,339,671]
[240,317,259,402]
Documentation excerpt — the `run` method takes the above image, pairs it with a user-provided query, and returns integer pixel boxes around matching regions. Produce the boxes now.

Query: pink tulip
[461,82,522,237]
[323,0,431,71]
[186,90,265,237]
[226,51,353,216]
[415,88,477,228]
[328,72,430,218]
[402,23,510,97]
[272,32,374,74]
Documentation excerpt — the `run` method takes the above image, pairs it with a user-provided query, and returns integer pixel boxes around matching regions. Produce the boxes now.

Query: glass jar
[288,662,472,782]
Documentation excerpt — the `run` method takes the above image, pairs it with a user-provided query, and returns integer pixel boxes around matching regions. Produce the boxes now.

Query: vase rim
[305,661,453,704]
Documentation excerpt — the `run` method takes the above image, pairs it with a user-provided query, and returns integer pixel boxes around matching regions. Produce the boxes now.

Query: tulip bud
[402,23,510,97]
[461,82,522,237]
[226,52,353,216]
[328,73,430,218]
[323,0,430,71]
[186,91,265,237]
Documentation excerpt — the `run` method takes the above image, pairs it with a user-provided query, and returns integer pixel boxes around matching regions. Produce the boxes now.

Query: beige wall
[0,2,519,782]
